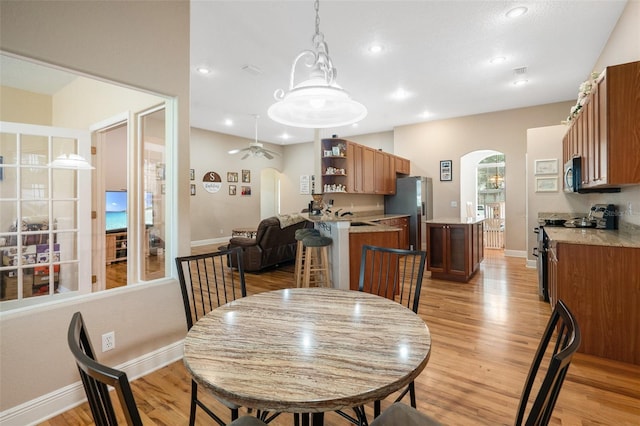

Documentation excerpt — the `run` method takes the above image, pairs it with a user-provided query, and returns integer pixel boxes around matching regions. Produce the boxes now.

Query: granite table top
[183,288,431,416]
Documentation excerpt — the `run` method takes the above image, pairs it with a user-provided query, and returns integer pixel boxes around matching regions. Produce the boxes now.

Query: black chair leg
[374,400,381,418]
[409,381,416,408]
[189,380,197,426]
[231,407,239,421]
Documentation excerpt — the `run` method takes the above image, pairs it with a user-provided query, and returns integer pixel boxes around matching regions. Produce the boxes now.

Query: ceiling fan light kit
[228,115,279,160]
[268,0,367,129]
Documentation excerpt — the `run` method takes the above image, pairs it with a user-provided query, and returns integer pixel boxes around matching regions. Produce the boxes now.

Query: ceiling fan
[228,115,280,160]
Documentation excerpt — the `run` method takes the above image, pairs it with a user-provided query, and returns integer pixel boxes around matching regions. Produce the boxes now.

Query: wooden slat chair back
[67,312,142,426]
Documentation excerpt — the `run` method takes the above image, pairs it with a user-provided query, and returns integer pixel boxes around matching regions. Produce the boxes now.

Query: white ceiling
[1,1,628,147]
[190,0,627,144]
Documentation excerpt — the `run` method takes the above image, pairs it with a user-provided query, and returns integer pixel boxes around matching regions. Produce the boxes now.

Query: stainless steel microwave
[564,157,582,193]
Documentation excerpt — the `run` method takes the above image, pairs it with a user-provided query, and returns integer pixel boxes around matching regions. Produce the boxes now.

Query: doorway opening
[460,150,506,250]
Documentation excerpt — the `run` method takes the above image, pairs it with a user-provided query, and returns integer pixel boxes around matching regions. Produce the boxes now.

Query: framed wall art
[190,169,195,180]
[227,172,238,182]
[534,159,558,175]
[440,160,452,181]
[190,184,196,196]
[535,177,558,192]
[242,169,251,183]
[229,184,237,195]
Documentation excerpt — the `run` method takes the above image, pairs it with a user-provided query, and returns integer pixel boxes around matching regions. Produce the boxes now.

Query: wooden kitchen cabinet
[426,221,483,282]
[375,216,409,249]
[562,60,640,189]
[395,156,410,175]
[348,228,400,291]
[549,241,640,365]
[321,137,409,195]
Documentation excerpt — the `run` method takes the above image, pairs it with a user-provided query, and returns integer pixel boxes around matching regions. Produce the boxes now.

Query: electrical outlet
[102,331,115,352]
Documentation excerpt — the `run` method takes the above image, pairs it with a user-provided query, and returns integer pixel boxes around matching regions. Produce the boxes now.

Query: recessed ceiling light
[506,6,528,18]
[352,123,359,128]
[224,119,233,126]
[490,56,506,64]
[513,79,529,86]
[368,44,384,54]
[420,110,432,119]
[391,88,411,101]
[196,66,212,75]
[281,133,290,140]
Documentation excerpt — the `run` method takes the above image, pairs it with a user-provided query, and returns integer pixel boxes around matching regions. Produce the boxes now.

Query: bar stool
[301,235,333,288]
[294,229,320,287]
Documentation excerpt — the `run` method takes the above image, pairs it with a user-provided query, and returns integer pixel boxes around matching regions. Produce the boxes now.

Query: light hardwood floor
[41,248,640,425]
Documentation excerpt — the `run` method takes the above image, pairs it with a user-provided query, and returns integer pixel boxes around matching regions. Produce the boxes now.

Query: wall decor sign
[202,171,222,193]
[534,159,558,175]
[440,160,452,181]
[299,175,310,194]
[229,184,237,195]
[227,172,238,182]
[242,169,251,183]
[535,177,558,192]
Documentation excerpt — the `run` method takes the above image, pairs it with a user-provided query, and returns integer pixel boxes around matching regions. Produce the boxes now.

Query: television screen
[105,190,154,232]
[106,191,127,232]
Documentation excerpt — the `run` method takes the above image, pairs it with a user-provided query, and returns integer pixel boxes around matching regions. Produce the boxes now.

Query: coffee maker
[589,204,618,229]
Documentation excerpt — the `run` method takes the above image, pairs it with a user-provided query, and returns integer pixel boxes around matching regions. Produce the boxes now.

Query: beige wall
[189,127,285,243]
[394,101,574,254]
[593,0,640,73]
[0,85,52,124]
[0,0,190,418]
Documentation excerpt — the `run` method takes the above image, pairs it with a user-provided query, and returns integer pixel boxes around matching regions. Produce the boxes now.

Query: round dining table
[182,287,432,425]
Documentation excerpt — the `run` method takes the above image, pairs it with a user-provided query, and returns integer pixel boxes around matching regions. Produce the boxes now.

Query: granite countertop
[306,212,409,233]
[425,217,484,225]
[545,227,640,249]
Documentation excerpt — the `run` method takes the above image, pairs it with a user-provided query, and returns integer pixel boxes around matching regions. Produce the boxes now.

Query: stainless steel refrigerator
[384,176,433,251]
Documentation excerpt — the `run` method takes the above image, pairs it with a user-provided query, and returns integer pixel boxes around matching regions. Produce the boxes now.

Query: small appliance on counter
[591,203,618,229]
[563,204,618,229]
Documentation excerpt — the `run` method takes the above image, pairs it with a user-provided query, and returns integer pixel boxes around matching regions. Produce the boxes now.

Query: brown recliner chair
[227,216,313,272]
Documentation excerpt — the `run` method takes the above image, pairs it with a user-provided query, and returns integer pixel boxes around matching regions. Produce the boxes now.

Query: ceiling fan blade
[263,151,274,160]
[241,152,250,160]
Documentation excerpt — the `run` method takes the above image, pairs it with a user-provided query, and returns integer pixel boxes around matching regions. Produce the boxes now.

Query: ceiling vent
[513,66,528,75]
[241,64,263,76]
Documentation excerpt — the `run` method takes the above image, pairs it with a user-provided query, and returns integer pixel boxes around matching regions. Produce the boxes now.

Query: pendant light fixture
[267,0,367,128]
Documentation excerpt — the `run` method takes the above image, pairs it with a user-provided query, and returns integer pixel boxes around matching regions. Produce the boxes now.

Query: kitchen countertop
[545,227,640,249]
[306,212,409,233]
[425,217,485,225]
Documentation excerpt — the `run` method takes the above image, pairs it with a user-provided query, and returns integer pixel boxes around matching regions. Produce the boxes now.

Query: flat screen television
[105,190,153,233]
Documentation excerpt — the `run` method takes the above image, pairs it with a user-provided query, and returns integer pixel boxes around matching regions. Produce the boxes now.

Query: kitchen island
[307,213,409,290]
[425,217,484,282]
[544,226,640,365]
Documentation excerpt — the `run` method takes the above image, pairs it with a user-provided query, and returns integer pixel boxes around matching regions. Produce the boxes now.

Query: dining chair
[68,311,142,426]
[175,247,247,426]
[335,244,427,424]
[370,299,582,426]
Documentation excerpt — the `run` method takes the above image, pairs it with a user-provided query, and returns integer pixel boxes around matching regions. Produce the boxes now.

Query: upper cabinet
[563,61,640,189]
[321,138,409,195]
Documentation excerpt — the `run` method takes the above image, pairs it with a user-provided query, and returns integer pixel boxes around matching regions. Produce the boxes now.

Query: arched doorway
[460,150,506,249]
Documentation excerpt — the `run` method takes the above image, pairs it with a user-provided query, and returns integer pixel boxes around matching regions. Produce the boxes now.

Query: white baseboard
[525,259,537,268]
[191,237,229,247]
[0,340,184,426]
[503,249,527,258]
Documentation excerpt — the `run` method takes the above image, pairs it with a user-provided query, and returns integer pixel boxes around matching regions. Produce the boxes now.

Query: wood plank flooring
[41,248,640,425]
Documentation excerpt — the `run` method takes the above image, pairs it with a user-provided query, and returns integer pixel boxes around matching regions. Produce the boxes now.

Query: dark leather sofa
[226,216,312,272]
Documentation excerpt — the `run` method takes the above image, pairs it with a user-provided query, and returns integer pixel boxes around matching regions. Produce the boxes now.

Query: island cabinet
[562,60,640,189]
[426,220,483,282]
[548,240,640,365]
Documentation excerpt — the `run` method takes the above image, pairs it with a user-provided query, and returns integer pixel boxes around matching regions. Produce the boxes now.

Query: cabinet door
[362,147,375,193]
[597,76,608,184]
[426,224,446,272]
[383,153,395,194]
[547,243,558,309]
[447,225,468,276]
[373,150,385,193]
